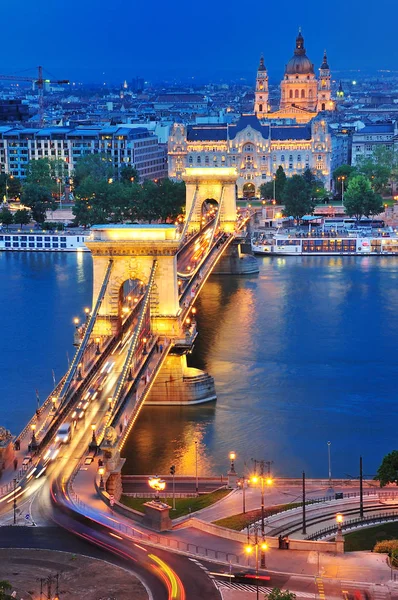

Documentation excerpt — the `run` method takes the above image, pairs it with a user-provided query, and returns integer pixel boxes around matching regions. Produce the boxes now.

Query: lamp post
[229,451,236,473]
[30,424,38,452]
[245,524,268,600]
[195,441,199,496]
[336,513,343,534]
[98,466,105,490]
[13,478,17,525]
[250,471,272,568]
[51,396,57,414]
[327,441,332,487]
[148,476,166,501]
[170,465,176,510]
[337,176,346,206]
[95,337,101,355]
[77,362,83,381]
[91,424,97,446]
[84,307,90,321]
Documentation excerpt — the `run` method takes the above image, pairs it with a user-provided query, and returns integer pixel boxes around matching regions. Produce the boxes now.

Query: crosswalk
[341,580,388,600]
[214,581,310,596]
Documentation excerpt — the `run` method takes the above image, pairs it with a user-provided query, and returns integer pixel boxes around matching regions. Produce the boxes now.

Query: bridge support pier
[212,240,259,275]
[146,354,216,405]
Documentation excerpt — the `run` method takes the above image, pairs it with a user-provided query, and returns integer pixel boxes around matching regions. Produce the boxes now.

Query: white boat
[251,232,398,256]
[0,231,90,252]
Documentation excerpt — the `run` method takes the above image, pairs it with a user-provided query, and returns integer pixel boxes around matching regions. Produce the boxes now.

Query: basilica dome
[285,30,314,75]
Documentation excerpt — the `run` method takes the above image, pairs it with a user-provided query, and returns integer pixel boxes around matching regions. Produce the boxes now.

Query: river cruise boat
[0,231,90,252]
[252,231,398,256]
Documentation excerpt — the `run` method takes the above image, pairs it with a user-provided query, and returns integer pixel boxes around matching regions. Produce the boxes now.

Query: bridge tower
[86,224,181,338]
[183,167,238,234]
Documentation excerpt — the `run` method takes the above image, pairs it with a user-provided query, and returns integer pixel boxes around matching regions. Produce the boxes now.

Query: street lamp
[229,451,236,473]
[98,466,105,490]
[337,176,346,206]
[77,362,83,380]
[84,307,90,321]
[142,337,147,354]
[245,524,268,600]
[251,472,272,567]
[327,441,332,486]
[336,513,343,532]
[95,337,101,355]
[51,396,57,413]
[195,441,199,495]
[91,424,97,446]
[148,476,166,501]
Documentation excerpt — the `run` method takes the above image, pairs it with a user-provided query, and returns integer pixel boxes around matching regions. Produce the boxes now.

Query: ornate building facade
[168,30,335,196]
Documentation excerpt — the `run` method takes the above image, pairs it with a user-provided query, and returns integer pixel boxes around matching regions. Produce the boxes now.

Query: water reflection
[124,256,398,478]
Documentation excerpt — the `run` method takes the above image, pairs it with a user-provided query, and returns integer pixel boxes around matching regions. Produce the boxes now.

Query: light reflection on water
[123,255,398,478]
[1,252,398,478]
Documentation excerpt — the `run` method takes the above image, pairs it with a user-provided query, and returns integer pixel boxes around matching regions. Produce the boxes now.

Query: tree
[13,208,31,227]
[73,154,115,188]
[343,175,383,221]
[259,166,286,202]
[22,183,56,223]
[25,158,66,194]
[356,154,391,194]
[0,208,14,228]
[266,589,296,600]
[332,164,357,193]
[282,175,314,221]
[120,165,139,184]
[375,451,398,487]
[0,174,22,200]
[0,580,12,600]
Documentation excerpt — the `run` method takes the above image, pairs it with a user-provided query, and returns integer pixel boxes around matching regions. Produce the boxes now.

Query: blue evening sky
[2,0,397,83]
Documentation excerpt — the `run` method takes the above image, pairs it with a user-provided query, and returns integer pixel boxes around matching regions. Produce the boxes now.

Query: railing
[180,185,198,241]
[58,259,114,408]
[109,259,157,419]
[307,511,398,540]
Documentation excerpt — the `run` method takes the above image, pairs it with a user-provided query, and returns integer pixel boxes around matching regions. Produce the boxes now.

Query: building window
[259,104,263,112]
[295,89,299,98]
[301,89,305,98]
[289,90,293,99]
[309,90,313,98]
[321,103,325,111]
[205,156,209,164]
[197,156,201,164]
[366,144,372,151]
[289,155,293,162]
[297,154,301,162]
[281,155,285,162]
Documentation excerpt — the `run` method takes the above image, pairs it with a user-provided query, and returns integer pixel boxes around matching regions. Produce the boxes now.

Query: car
[55,422,72,444]
[233,571,271,585]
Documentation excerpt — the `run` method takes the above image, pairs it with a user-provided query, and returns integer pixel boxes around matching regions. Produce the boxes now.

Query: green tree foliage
[73,172,185,227]
[0,208,13,227]
[13,208,31,227]
[120,165,140,184]
[21,183,57,223]
[343,175,384,221]
[266,589,296,600]
[260,166,287,201]
[356,154,391,194]
[375,450,398,487]
[73,154,114,188]
[282,175,314,221]
[0,580,12,600]
[332,164,357,192]
[0,174,22,200]
[25,158,66,193]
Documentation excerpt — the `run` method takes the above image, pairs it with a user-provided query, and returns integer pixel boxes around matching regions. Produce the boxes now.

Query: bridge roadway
[0,214,252,599]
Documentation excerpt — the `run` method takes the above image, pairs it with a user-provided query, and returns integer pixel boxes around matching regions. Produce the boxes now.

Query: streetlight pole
[195,441,198,496]
[327,441,332,487]
[13,478,17,525]
[302,471,306,535]
[359,456,364,519]
[273,175,276,202]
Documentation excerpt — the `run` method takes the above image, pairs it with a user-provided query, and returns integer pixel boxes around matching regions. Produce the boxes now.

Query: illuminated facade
[168,30,335,196]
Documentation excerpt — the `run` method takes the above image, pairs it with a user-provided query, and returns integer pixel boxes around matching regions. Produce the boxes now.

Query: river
[1,251,397,478]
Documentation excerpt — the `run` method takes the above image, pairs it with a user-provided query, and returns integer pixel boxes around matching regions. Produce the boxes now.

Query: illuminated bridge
[0,167,257,506]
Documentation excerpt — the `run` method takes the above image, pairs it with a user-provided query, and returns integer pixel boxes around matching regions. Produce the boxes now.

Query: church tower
[280,29,317,112]
[317,50,334,112]
[254,56,269,118]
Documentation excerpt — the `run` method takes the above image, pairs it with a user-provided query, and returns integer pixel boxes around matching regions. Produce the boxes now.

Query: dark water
[1,252,397,478]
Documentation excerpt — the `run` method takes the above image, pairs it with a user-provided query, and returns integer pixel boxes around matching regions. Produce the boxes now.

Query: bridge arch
[183,167,238,234]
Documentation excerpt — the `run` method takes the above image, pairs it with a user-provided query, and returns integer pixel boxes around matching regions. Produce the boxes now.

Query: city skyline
[1,0,397,83]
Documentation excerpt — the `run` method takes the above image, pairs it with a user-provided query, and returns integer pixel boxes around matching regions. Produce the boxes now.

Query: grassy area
[345,523,398,552]
[120,489,230,520]
[213,502,303,531]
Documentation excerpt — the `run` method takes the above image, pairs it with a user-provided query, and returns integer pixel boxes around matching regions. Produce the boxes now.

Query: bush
[42,221,65,231]
[374,539,398,554]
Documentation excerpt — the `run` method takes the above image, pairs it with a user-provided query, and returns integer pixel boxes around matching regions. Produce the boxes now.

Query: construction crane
[0,66,69,126]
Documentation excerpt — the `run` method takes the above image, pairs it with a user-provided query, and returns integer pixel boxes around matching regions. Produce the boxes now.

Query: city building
[0,125,167,180]
[0,99,30,123]
[168,30,337,195]
[351,122,398,166]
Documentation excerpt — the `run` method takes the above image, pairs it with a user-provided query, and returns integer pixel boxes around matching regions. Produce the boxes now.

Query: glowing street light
[336,513,343,532]
[95,337,101,355]
[148,476,166,501]
[229,451,236,473]
[245,525,268,600]
[98,466,105,490]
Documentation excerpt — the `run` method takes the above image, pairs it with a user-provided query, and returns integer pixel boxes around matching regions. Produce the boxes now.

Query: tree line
[0,155,186,227]
[258,162,385,222]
